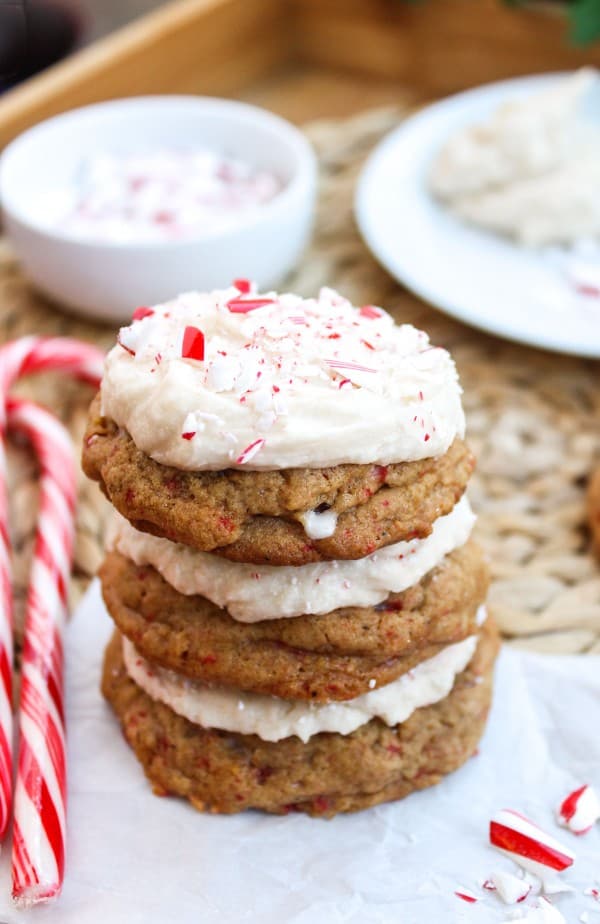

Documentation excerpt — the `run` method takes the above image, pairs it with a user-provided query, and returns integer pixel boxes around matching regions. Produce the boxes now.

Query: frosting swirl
[101,285,465,470]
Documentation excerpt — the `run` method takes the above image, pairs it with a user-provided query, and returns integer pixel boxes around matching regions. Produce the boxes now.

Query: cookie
[588,466,600,557]
[100,540,489,701]
[82,394,474,565]
[101,618,499,817]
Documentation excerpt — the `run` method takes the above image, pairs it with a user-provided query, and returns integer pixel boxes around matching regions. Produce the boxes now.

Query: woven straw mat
[1,105,599,659]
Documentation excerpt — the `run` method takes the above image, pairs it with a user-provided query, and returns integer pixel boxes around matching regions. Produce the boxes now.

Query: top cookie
[100,283,465,471]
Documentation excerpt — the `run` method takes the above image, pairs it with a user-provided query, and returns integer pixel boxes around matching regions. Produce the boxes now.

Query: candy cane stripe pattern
[557,784,600,835]
[0,336,104,393]
[490,809,575,882]
[0,337,103,849]
[8,398,76,907]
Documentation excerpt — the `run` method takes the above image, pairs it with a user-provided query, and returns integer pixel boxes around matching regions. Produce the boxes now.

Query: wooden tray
[1,0,600,147]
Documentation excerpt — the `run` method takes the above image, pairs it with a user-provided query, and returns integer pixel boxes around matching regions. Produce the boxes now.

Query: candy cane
[490,809,575,881]
[7,397,76,906]
[0,337,103,846]
[0,337,103,905]
[557,784,600,835]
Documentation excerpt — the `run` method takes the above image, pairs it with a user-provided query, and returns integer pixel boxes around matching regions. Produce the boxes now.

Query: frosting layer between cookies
[122,627,481,742]
[109,496,475,622]
[101,285,465,470]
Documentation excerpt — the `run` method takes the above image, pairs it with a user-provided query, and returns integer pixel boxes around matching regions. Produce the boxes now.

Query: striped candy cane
[0,337,103,904]
[8,397,76,906]
[0,337,103,846]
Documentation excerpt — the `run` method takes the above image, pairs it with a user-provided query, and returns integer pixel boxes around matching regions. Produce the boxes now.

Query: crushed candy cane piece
[491,870,532,905]
[359,305,382,319]
[325,359,376,373]
[132,306,155,321]
[117,329,136,356]
[181,432,196,441]
[557,785,600,835]
[490,809,575,879]
[502,896,566,924]
[583,887,600,901]
[482,879,497,892]
[182,326,205,361]
[539,873,574,896]
[226,297,275,313]
[235,438,265,465]
[454,888,478,903]
[233,278,251,294]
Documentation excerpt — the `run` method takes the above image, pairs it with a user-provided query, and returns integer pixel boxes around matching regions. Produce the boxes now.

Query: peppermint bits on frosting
[236,438,265,465]
[102,283,466,470]
[181,326,205,362]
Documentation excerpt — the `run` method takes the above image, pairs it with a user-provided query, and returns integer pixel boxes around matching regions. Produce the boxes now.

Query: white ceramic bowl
[0,96,317,322]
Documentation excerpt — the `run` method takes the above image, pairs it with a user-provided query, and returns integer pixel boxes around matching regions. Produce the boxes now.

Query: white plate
[355,73,600,358]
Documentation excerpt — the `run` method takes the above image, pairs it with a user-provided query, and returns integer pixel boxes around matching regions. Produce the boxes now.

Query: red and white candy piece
[0,337,102,855]
[8,398,76,906]
[0,337,103,906]
[557,785,600,835]
[490,809,575,881]
[490,870,532,905]
[181,326,205,362]
[235,438,265,465]
[226,296,275,314]
[454,887,478,903]
[502,896,565,924]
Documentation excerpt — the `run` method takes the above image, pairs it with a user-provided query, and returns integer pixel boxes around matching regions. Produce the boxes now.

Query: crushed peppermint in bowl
[44,148,282,244]
[0,96,317,322]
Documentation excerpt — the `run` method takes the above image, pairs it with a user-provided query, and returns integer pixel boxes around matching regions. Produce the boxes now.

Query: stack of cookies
[82,283,499,818]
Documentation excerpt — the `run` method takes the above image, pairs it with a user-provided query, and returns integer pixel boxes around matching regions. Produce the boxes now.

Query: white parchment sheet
[0,580,597,924]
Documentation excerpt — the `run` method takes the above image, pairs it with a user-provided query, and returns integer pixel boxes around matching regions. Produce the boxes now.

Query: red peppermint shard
[560,785,587,822]
[325,360,376,374]
[557,784,600,834]
[236,438,265,465]
[226,297,275,314]
[132,306,155,321]
[182,326,205,361]
[233,278,251,294]
[181,431,196,441]
[359,305,382,319]
[490,809,575,871]
[117,334,135,356]
[454,889,477,904]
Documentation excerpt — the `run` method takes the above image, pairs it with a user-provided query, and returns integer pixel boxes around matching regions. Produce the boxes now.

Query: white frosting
[431,69,595,198]
[298,508,338,539]
[430,69,600,246]
[451,156,600,247]
[122,632,479,743]
[101,286,465,470]
[109,496,475,622]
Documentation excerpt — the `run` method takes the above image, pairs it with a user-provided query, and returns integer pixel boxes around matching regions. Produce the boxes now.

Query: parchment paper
[0,581,597,924]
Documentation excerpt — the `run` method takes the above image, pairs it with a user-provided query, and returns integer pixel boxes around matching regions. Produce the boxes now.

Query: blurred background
[2,0,600,95]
